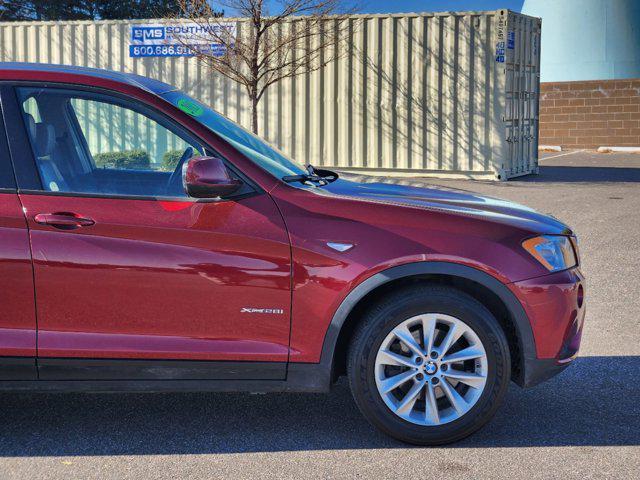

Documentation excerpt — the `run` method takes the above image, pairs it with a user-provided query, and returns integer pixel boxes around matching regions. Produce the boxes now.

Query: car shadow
[0,355,638,456]
[517,166,640,183]
[341,163,640,188]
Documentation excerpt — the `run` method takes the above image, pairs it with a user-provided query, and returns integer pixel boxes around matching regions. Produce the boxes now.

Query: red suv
[0,63,585,445]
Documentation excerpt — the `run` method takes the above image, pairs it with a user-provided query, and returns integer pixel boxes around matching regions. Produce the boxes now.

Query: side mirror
[183,156,242,199]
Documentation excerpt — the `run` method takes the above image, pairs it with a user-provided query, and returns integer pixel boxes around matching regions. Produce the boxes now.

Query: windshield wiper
[282,164,338,185]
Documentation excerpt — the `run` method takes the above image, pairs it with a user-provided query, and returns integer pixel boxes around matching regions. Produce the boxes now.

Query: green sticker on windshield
[177,98,204,117]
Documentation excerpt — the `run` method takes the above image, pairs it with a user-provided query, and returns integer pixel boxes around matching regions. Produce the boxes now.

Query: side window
[70,98,194,173]
[17,87,202,197]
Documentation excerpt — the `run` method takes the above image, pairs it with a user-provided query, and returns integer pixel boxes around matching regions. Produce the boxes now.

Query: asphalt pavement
[1,150,638,479]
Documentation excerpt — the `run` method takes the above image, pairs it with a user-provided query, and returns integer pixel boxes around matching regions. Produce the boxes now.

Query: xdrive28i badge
[240,307,285,315]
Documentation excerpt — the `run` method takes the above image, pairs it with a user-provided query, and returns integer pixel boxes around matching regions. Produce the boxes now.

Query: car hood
[320,177,571,235]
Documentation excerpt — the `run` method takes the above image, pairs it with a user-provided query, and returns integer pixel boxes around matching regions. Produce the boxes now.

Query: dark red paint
[22,193,291,361]
[510,268,586,359]
[0,193,36,357]
[0,64,584,379]
[184,156,243,198]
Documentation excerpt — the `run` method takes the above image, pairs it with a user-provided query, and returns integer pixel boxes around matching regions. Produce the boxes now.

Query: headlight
[522,235,577,272]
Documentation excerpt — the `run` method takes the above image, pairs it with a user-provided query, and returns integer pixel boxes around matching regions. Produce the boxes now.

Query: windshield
[161,90,307,178]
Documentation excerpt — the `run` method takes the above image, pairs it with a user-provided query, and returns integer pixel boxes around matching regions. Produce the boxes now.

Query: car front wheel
[347,285,511,445]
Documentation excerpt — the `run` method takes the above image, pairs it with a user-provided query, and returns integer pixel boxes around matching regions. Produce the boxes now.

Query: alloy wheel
[374,313,488,426]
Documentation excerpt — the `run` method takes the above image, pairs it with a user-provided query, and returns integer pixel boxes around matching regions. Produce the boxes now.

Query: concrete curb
[597,146,640,153]
[539,145,562,152]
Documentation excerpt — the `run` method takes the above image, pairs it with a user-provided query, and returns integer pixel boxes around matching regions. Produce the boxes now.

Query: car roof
[0,62,177,94]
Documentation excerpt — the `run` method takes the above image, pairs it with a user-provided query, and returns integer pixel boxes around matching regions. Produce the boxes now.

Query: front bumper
[510,267,586,387]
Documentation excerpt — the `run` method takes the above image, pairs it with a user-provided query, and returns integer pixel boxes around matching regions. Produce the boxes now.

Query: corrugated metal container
[0,10,541,180]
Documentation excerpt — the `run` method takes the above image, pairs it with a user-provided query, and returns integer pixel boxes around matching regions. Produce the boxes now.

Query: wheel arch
[319,262,536,388]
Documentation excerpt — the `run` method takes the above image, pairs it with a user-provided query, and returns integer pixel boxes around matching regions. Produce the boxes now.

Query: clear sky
[356,1,524,14]
[236,1,525,16]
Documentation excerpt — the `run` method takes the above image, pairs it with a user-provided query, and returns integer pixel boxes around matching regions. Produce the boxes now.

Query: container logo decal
[132,26,165,41]
[496,14,506,62]
[129,23,236,58]
[495,42,505,63]
[507,31,515,49]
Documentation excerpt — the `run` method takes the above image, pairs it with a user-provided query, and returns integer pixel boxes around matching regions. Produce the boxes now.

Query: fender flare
[318,261,536,386]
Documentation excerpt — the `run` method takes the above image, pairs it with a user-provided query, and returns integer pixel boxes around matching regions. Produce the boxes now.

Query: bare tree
[171,0,355,134]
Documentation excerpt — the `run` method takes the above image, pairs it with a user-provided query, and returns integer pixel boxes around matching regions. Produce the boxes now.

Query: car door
[0,93,37,380]
[2,83,292,381]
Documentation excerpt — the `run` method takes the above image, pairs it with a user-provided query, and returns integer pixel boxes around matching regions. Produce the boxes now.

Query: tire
[347,284,510,445]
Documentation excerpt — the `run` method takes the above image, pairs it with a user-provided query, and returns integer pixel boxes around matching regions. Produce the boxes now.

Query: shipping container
[0,10,541,180]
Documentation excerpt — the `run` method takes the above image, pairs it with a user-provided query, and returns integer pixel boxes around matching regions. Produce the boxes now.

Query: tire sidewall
[349,287,510,445]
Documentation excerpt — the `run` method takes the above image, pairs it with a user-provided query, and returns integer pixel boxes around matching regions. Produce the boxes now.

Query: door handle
[34,212,95,229]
